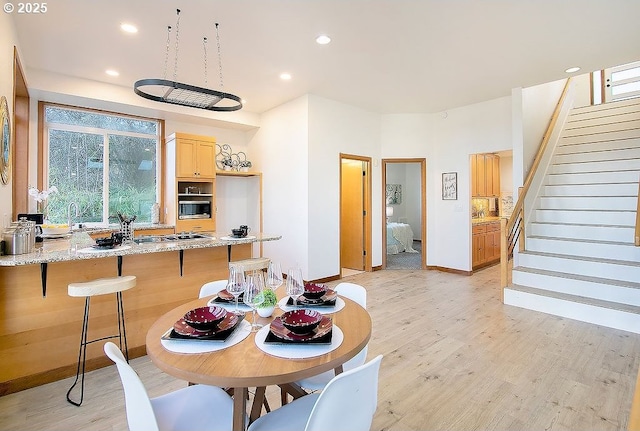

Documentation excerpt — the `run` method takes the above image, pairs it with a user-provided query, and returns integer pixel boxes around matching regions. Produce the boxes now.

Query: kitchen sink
[133,233,212,244]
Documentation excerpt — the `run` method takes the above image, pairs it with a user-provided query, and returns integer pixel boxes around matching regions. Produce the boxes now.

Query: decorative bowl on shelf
[303,283,327,299]
[280,309,323,334]
[183,306,227,330]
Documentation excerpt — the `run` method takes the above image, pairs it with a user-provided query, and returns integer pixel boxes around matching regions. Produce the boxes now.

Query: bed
[386,222,418,255]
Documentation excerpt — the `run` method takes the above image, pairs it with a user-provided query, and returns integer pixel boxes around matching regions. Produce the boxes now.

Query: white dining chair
[292,282,368,392]
[104,341,237,431]
[199,279,229,299]
[249,354,383,431]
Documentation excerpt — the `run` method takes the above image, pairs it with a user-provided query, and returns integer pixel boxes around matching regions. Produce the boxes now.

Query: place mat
[207,296,251,312]
[278,297,345,314]
[219,235,257,241]
[77,245,131,254]
[254,324,343,359]
[161,320,251,354]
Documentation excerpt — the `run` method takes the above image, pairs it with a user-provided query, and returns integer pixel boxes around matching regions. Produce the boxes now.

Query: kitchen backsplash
[472,197,499,218]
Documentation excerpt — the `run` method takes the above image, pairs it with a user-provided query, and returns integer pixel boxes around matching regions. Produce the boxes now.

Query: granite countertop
[72,223,175,235]
[0,231,282,267]
[471,216,505,225]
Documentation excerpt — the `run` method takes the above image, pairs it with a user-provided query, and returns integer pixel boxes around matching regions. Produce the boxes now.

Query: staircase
[504,97,640,334]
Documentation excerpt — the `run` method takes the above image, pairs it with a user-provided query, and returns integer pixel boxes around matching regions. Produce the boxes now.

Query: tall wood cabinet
[471,153,500,197]
[472,221,501,269]
[165,133,217,233]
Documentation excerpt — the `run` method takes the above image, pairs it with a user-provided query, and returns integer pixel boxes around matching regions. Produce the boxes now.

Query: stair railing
[635,180,640,247]
[500,78,572,289]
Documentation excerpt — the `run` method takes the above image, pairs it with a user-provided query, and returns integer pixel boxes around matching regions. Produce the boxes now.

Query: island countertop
[0,232,281,266]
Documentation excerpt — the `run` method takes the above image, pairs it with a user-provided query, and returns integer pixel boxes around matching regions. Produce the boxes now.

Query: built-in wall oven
[178,200,211,220]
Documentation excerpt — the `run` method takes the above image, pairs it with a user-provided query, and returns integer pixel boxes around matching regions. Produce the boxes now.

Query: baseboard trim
[426,265,473,276]
[0,345,147,397]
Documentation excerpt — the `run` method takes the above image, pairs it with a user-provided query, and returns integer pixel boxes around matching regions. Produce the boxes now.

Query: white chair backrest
[305,355,383,431]
[335,282,367,308]
[198,279,229,299]
[104,342,160,431]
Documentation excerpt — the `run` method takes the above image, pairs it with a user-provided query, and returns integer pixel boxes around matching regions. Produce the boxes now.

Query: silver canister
[2,227,32,255]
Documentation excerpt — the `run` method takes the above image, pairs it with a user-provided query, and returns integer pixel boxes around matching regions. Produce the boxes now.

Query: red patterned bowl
[303,283,327,299]
[183,306,227,330]
[280,309,323,334]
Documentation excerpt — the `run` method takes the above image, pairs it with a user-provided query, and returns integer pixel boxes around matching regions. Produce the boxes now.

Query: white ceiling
[10,0,640,115]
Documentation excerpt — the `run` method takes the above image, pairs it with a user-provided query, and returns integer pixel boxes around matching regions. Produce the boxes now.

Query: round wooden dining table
[145,293,372,431]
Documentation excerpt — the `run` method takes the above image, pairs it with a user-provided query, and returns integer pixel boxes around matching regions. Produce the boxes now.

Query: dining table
[145,289,372,431]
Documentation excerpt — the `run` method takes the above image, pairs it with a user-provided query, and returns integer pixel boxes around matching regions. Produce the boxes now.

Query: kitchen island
[0,232,281,395]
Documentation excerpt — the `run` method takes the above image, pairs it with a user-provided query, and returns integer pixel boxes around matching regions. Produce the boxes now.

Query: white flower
[28,186,58,203]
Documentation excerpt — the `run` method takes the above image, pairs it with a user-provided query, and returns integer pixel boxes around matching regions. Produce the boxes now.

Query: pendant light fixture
[134,9,242,112]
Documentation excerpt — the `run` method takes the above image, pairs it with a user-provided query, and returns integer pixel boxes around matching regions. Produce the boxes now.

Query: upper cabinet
[168,133,217,179]
[471,153,500,197]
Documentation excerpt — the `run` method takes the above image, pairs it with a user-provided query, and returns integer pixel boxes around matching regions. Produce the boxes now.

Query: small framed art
[442,172,457,200]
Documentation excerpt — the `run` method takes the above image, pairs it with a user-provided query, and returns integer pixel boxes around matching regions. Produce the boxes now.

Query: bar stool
[229,257,271,273]
[66,275,136,406]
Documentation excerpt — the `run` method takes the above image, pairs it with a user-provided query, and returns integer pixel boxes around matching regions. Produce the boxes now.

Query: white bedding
[386,222,418,255]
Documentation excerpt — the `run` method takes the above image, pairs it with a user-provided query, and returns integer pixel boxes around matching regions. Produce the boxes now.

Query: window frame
[37,101,166,226]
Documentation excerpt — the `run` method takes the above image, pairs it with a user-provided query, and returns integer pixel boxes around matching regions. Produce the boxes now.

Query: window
[42,104,161,225]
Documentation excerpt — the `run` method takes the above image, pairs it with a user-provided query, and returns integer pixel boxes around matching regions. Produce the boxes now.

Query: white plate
[254,324,343,359]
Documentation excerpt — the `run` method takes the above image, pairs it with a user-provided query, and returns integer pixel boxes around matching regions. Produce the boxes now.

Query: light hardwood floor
[1,264,639,431]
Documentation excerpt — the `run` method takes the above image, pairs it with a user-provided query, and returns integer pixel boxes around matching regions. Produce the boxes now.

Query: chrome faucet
[67,202,79,233]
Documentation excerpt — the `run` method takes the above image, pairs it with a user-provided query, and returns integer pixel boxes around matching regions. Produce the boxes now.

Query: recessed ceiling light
[120,23,138,34]
[106,70,120,77]
[316,35,331,45]
[565,66,581,73]
[280,73,292,81]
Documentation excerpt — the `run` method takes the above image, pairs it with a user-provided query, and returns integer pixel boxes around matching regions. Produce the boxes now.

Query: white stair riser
[556,137,640,155]
[561,118,640,138]
[559,129,640,146]
[529,223,634,242]
[550,159,640,174]
[527,237,639,260]
[570,99,640,118]
[534,209,635,225]
[518,252,640,283]
[543,183,638,197]
[539,196,637,211]
[554,148,640,164]
[512,270,640,306]
[547,170,640,185]
[565,112,640,129]
[503,289,640,334]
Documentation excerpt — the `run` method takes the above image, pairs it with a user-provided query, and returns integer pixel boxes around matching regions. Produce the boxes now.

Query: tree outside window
[43,105,160,225]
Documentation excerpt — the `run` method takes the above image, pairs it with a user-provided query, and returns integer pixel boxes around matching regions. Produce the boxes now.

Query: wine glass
[243,272,265,331]
[227,266,245,315]
[286,268,304,307]
[266,262,284,291]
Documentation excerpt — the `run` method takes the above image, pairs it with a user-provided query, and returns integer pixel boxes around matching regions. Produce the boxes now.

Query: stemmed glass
[243,271,265,331]
[266,262,284,292]
[286,268,304,307]
[227,266,245,315]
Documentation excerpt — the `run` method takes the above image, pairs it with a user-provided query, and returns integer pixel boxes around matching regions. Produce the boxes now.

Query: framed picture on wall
[386,184,402,204]
[442,172,457,200]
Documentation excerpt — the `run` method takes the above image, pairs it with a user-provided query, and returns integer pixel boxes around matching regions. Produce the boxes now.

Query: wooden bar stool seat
[66,275,136,406]
[229,257,271,273]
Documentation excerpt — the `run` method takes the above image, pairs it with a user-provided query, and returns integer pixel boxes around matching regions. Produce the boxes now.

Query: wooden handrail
[500,78,572,287]
[635,178,640,247]
[630,365,640,430]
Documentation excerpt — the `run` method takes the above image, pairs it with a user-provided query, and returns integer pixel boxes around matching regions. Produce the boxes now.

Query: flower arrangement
[239,160,252,168]
[222,157,234,168]
[28,186,58,215]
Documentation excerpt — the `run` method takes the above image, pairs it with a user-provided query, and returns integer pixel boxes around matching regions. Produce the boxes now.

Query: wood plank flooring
[1,264,639,431]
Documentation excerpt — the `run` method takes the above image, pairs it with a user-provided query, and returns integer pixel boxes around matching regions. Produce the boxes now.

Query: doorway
[340,154,372,276]
[382,158,427,269]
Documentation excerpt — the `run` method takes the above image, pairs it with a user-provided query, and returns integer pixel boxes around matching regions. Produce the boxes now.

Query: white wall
[385,163,422,239]
[0,12,19,231]
[307,95,381,279]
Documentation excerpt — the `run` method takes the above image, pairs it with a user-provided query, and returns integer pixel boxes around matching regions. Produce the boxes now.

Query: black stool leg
[116,291,129,362]
[66,297,90,406]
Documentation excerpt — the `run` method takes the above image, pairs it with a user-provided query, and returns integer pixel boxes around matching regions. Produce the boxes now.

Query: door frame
[339,153,372,273]
[381,158,427,269]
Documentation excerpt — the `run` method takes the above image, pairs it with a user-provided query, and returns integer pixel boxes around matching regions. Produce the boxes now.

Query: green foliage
[258,288,277,307]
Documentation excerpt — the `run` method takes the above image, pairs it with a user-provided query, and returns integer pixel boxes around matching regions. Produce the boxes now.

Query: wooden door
[196,142,216,178]
[341,159,365,270]
[176,139,197,178]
